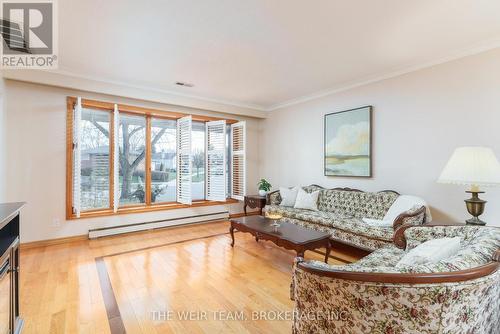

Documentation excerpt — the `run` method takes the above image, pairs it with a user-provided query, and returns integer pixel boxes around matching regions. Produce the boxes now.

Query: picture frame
[324,106,372,177]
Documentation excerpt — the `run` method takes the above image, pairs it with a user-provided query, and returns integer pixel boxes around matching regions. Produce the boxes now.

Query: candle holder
[265,212,282,231]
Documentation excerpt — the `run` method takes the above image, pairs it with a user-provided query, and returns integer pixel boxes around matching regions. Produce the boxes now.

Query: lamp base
[465,217,486,226]
[464,190,487,226]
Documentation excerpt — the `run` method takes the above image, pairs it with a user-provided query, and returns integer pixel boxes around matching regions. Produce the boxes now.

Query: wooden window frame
[66,97,238,220]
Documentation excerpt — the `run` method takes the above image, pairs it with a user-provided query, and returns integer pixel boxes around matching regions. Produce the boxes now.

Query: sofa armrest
[266,190,281,205]
[394,223,451,249]
[493,250,500,262]
[392,205,426,230]
[295,257,500,284]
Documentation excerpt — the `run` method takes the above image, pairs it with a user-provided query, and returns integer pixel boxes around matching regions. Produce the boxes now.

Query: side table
[244,195,266,215]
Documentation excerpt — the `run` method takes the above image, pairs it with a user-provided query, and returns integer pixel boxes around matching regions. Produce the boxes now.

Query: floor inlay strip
[103,231,231,258]
[94,229,351,333]
[95,257,126,334]
[95,231,232,333]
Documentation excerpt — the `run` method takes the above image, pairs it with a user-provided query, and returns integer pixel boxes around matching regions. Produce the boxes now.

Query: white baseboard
[88,211,229,239]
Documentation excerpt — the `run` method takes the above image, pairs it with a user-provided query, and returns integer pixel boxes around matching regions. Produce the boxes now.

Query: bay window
[66,97,246,219]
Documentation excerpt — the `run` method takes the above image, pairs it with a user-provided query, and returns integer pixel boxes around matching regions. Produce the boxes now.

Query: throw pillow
[279,187,299,207]
[384,195,432,223]
[396,237,461,267]
[294,189,319,211]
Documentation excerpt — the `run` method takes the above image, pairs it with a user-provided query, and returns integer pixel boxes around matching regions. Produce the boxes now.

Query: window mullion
[145,116,152,205]
[109,105,114,212]
[113,104,119,212]
[73,97,82,218]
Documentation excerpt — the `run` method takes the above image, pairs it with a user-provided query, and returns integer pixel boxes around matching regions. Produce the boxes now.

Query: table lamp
[438,146,500,225]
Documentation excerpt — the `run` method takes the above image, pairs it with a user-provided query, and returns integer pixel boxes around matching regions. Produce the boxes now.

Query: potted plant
[257,179,272,196]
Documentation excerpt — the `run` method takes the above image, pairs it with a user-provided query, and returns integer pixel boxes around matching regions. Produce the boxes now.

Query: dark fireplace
[0,203,24,334]
[0,256,11,334]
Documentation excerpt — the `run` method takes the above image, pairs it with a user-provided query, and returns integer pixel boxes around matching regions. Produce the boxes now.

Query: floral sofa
[265,185,428,251]
[291,225,500,334]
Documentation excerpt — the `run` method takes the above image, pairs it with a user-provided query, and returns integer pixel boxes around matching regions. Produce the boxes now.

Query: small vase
[258,189,267,197]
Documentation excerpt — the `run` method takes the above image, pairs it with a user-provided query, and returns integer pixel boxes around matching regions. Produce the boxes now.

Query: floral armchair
[291,225,500,334]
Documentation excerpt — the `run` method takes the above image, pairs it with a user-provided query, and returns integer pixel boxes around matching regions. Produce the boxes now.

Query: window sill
[67,199,240,220]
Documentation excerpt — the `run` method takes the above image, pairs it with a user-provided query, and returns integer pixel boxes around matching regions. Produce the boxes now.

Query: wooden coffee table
[229,216,331,263]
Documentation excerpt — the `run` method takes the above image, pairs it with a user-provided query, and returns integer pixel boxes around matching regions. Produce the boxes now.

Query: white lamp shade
[438,147,500,187]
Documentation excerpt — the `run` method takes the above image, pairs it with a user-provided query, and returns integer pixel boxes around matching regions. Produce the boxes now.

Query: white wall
[4,80,260,242]
[260,48,500,227]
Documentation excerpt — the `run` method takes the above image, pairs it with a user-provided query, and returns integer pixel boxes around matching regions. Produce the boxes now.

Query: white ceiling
[56,0,500,111]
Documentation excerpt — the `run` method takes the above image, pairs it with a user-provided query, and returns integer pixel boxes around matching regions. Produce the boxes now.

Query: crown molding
[3,38,500,115]
[266,39,500,111]
[1,68,269,118]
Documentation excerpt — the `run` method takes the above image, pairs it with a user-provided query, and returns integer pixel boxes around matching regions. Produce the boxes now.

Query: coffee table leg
[324,241,331,263]
[296,250,305,258]
[230,226,235,247]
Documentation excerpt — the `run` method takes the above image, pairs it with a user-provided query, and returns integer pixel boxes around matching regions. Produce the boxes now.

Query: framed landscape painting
[324,106,372,177]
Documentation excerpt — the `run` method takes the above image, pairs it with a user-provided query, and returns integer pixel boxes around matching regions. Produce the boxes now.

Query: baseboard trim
[21,212,253,249]
[20,234,88,250]
[89,211,229,239]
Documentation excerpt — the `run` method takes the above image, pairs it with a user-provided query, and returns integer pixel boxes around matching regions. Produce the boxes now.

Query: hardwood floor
[20,221,365,334]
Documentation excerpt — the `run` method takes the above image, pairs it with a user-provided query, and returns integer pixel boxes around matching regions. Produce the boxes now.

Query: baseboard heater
[88,211,229,239]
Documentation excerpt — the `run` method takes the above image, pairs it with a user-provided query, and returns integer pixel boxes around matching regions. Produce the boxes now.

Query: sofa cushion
[305,245,405,273]
[329,228,393,251]
[317,189,399,219]
[329,218,395,242]
[352,245,406,268]
[265,204,340,226]
[283,218,392,251]
[265,204,394,241]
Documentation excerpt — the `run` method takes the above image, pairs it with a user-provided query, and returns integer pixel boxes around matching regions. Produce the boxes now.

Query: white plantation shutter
[177,116,192,204]
[206,120,226,201]
[231,121,246,201]
[72,97,82,217]
[113,104,120,212]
